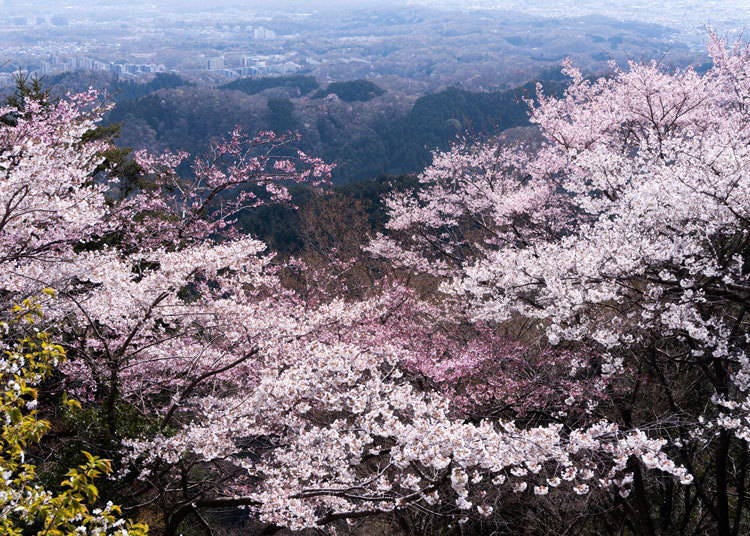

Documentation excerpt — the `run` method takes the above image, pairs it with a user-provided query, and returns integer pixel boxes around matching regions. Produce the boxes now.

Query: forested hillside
[106,76,561,182]
[312,79,386,102]
[219,74,320,96]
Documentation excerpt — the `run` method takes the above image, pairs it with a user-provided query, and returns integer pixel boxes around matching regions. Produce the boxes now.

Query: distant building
[207,57,225,71]
[268,61,301,75]
[252,27,277,40]
[73,56,95,70]
[237,66,262,76]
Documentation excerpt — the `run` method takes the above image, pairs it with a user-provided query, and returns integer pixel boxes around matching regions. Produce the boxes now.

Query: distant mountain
[219,75,319,97]
[43,72,193,103]
[107,75,565,183]
[313,80,386,102]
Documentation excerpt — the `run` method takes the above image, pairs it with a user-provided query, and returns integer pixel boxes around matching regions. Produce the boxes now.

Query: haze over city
[1,0,739,89]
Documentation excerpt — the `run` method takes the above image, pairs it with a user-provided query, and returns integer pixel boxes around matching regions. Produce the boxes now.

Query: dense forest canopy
[219,75,320,97]
[312,79,386,102]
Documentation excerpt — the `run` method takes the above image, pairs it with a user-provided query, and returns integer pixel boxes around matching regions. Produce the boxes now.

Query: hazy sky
[412,1,750,29]
[3,0,748,37]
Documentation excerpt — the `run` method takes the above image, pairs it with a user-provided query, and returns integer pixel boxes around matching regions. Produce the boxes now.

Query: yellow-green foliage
[0,294,148,535]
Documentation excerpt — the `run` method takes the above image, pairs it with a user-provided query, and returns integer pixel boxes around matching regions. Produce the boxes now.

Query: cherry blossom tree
[372,34,750,535]
[0,52,726,534]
